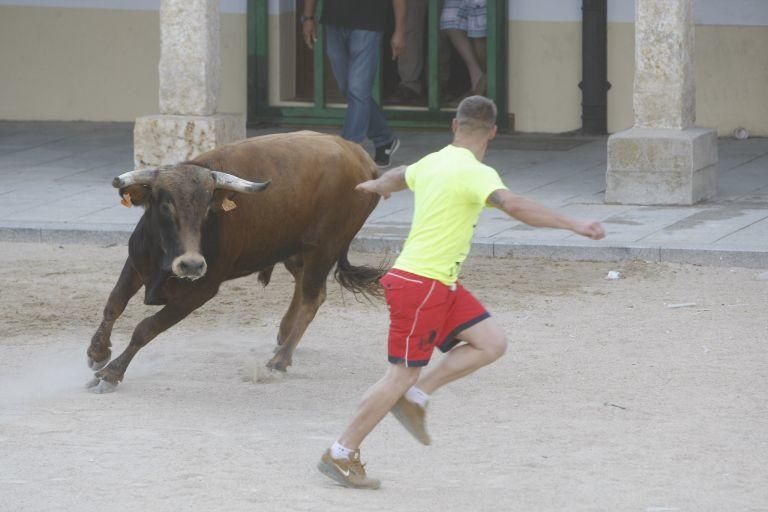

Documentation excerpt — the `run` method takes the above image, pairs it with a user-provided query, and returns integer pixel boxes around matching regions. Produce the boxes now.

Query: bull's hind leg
[87,288,216,393]
[87,259,143,370]
[267,249,335,372]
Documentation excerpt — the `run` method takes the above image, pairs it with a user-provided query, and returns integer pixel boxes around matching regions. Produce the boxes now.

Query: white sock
[404,386,430,408]
[331,441,353,460]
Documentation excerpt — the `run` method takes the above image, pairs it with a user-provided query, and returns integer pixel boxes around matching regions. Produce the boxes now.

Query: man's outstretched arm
[355,166,408,199]
[487,189,605,240]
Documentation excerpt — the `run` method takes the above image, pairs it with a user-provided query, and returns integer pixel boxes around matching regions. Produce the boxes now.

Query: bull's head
[113,164,270,281]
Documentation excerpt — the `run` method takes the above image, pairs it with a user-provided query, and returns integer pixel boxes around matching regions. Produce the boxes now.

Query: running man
[317,96,606,489]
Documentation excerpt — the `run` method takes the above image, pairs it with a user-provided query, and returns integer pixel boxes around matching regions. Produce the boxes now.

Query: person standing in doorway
[442,0,487,97]
[316,96,606,489]
[389,0,428,104]
[302,0,406,168]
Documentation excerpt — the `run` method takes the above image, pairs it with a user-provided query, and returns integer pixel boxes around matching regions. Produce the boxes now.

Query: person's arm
[302,0,318,49]
[487,189,606,240]
[391,0,407,59]
[355,165,408,199]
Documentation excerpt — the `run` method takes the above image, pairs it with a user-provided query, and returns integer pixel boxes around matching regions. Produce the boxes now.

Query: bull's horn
[112,169,159,189]
[211,171,270,193]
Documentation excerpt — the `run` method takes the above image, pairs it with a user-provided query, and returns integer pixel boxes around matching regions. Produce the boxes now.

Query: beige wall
[509,20,768,136]
[606,23,768,137]
[0,5,246,122]
[696,25,768,137]
[507,21,582,133]
[606,22,635,135]
[1,5,766,137]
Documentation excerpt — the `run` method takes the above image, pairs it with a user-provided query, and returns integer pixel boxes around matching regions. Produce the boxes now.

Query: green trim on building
[247,0,507,130]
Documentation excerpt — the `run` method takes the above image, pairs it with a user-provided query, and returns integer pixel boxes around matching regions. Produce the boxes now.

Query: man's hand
[356,180,391,199]
[302,19,317,49]
[391,30,406,59]
[571,220,605,240]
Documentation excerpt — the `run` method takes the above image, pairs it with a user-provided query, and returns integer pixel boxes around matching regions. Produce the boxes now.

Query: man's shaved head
[455,95,498,135]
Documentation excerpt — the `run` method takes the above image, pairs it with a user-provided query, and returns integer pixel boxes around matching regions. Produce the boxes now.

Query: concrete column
[134,0,244,168]
[606,0,718,205]
[158,0,220,116]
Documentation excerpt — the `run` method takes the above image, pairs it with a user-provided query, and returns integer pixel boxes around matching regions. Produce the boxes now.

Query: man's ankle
[331,441,354,460]
[404,386,430,408]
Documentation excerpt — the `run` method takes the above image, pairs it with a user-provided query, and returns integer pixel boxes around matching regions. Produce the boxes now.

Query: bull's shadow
[86,131,383,393]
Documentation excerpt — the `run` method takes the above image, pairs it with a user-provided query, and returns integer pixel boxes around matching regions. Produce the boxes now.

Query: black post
[580,0,610,134]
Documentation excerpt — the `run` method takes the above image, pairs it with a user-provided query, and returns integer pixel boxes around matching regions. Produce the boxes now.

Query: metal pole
[580,0,610,134]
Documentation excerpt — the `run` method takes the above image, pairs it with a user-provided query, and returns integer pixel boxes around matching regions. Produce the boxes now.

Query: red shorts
[380,269,490,367]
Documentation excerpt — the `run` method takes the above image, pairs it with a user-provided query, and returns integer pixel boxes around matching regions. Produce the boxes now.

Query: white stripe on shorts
[387,271,424,284]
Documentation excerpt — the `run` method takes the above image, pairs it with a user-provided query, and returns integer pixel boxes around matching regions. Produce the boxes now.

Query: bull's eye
[160,203,174,216]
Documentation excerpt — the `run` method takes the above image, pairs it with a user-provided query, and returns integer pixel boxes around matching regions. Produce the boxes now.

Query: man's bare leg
[414,317,507,396]
[318,364,421,488]
[388,317,506,444]
[472,37,487,73]
[338,363,421,449]
[446,29,485,91]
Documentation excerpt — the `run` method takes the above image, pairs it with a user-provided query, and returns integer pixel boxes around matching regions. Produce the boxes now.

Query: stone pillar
[606,0,718,205]
[133,0,245,169]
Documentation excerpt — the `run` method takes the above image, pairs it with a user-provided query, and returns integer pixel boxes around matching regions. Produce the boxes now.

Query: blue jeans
[325,26,394,148]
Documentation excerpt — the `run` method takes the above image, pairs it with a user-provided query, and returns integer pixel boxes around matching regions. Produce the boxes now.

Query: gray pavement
[1,121,768,267]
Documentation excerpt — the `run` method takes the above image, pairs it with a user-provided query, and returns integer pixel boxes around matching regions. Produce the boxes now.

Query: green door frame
[247,0,508,130]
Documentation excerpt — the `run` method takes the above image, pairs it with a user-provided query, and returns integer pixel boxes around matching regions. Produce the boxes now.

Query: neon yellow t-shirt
[392,145,508,285]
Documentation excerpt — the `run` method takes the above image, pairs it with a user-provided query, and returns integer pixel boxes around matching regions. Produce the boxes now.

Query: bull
[86,131,383,393]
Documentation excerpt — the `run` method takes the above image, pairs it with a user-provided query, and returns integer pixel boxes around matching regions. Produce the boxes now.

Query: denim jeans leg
[365,94,394,149]
[344,30,394,147]
[325,26,350,98]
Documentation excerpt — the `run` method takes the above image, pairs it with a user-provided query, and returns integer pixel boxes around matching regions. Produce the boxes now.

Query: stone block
[133,113,245,169]
[159,0,220,116]
[606,127,718,205]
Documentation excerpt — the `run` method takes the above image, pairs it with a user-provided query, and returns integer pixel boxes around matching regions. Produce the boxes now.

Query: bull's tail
[334,250,387,301]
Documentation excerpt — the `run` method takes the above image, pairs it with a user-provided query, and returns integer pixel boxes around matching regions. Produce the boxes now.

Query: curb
[347,236,768,268]
[0,223,133,246]
[2,225,766,269]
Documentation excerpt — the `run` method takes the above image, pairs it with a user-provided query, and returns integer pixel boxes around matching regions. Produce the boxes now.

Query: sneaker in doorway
[374,137,400,169]
[391,395,431,445]
[317,448,381,490]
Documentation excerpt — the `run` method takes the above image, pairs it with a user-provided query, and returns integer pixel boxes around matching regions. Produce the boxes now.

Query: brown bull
[86,131,383,393]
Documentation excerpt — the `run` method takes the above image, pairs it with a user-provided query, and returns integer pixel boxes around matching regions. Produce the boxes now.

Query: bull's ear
[118,185,151,208]
[211,189,237,212]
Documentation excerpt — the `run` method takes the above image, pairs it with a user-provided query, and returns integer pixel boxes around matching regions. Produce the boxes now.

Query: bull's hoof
[85,377,118,394]
[88,356,110,371]
[265,357,289,373]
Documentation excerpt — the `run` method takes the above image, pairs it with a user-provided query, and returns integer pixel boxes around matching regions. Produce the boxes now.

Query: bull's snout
[172,253,208,280]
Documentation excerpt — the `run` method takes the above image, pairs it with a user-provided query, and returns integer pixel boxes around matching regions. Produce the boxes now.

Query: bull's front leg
[86,288,216,394]
[87,258,143,370]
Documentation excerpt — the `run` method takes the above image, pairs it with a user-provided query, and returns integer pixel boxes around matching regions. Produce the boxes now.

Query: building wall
[0,0,766,137]
[509,0,768,136]
[0,1,246,121]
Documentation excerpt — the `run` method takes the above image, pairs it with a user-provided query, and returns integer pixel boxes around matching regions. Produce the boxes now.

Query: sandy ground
[0,241,767,512]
